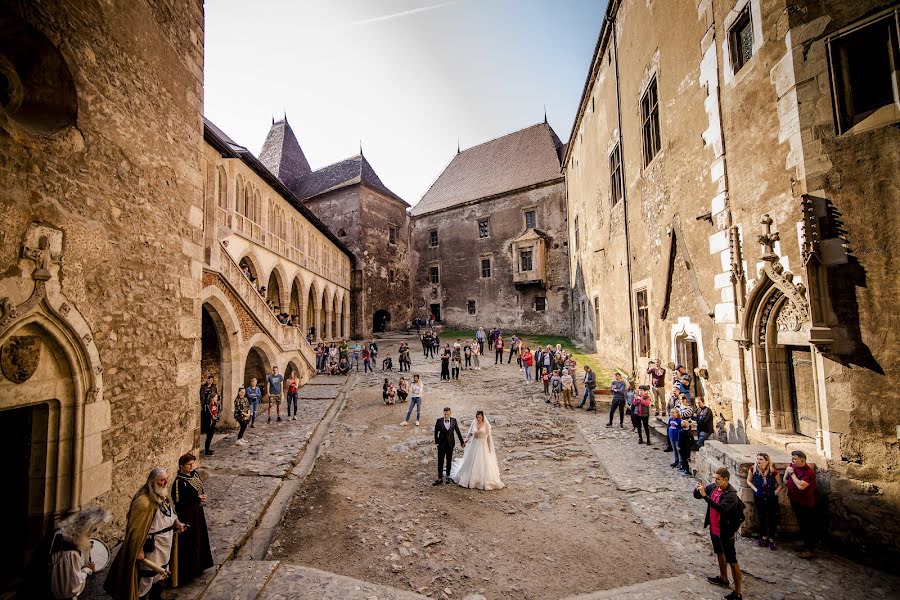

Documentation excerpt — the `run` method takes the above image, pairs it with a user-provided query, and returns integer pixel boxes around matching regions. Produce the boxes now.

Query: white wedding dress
[450,419,505,490]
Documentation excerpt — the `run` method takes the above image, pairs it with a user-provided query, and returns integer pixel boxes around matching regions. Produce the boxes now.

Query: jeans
[523,365,531,381]
[608,397,625,425]
[495,349,503,364]
[635,415,650,441]
[352,354,360,371]
[452,366,459,379]
[465,356,471,368]
[791,502,817,551]
[668,429,681,466]
[405,397,422,422]
[249,400,259,425]
[472,354,480,369]
[697,430,711,448]
[286,391,298,416]
[579,387,595,409]
[755,495,779,539]
[364,360,373,373]
[508,347,516,363]
[204,425,216,453]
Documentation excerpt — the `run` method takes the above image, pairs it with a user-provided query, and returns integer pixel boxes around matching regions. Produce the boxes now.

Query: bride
[450,411,505,490]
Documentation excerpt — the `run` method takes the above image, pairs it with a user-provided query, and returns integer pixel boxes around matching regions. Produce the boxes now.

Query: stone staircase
[214,242,316,371]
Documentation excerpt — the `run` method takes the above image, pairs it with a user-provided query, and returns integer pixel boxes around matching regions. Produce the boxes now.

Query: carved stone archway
[0,224,109,569]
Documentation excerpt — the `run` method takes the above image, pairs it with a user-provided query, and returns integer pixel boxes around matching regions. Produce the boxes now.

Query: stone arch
[331,289,340,340]
[238,251,261,286]
[289,277,303,323]
[265,263,288,310]
[341,293,350,339]
[319,286,329,340]
[306,278,320,338]
[243,334,278,393]
[200,294,239,412]
[0,229,107,570]
[740,246,815,436]
[373,309,391,333]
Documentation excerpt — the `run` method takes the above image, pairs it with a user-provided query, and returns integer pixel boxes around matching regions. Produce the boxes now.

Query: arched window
[235,176,245,216]
[217,166,227,209]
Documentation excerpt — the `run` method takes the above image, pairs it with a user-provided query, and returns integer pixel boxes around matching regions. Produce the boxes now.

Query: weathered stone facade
[259,120,411,337]
[565,0,899,563]
[409,123,571,334]
[0,0,205,569]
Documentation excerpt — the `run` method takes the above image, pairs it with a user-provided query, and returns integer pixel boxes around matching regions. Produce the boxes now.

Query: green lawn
[435,328,617,388]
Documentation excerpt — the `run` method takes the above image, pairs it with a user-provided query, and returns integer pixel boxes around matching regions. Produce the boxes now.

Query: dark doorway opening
[429,304,442,323]
[676,336,702,399]
[244,347,271,394]
[2,403,49,593]
[201,308,222,390]
[373,310,391,333]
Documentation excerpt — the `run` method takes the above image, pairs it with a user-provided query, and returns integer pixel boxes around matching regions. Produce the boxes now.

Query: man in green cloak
[104,467,185,600]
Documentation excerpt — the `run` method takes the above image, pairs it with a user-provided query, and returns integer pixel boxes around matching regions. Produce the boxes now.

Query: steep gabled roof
[410,122,565,217]
[202,117,355,263]
[295,153,408,206]
[259,118,311,191]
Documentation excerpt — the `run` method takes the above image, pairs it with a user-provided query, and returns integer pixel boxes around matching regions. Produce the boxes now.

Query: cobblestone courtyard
[262,337,900,600]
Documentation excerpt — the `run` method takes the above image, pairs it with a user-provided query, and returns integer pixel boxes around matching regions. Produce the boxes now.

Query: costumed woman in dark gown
[171,453,213,583]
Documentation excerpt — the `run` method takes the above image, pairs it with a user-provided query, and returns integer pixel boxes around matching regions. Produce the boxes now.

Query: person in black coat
[433,407,465,485]
[694,467,744,600]
[172,453,214,585]
[678,420,695,475]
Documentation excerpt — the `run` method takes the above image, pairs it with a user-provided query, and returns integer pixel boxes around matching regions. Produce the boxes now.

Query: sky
[204,0,605,206]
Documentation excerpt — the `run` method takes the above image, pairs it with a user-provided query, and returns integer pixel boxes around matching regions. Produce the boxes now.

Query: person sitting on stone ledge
[694,397,714,448]
[677,393,694,419]
[338,356,350,375]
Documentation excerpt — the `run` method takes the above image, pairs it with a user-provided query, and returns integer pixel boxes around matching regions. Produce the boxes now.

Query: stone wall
[303,185,412,337]
[0,0,205,544]
[564,0,900,564]
[411,181,571,335]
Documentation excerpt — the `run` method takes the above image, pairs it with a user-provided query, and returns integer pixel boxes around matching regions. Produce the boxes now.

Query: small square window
[535,296,546,312]
[389,225,397,245]
[729,7,754,73]
[429,229,439,247]
[388,269,395,283]
[524,210,537,229]
[478,219,490,238]
[828,12,900,134]
[480,258,492,278]
[429,266,440,284]
[520,249,533,272]
[467,300,476,315]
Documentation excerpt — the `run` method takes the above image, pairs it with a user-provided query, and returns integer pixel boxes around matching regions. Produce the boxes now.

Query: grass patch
[433,328,615,388]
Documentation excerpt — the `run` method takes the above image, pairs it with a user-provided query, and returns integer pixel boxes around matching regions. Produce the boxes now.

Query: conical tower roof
[259,117,312,192]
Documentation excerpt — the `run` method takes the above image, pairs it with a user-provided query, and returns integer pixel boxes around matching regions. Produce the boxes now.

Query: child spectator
[550,369,562,406]
[382,378,390,404]
[542,369,551,396]
[668,408,682,469]
[386,382,397,405]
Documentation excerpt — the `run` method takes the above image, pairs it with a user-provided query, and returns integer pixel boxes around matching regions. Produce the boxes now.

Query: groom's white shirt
[443,418,451,430]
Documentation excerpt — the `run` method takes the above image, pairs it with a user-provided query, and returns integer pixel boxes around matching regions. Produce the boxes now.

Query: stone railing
[218,243,315,367]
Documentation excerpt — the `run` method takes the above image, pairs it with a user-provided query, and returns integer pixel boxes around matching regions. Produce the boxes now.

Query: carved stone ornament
[776,301,804,332]
[1,335,42,383]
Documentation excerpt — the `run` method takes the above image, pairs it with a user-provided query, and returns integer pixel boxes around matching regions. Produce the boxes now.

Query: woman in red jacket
[521,347,534,383]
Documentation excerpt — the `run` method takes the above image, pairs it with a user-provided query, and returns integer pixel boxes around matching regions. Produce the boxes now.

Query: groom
[434,407,465,485]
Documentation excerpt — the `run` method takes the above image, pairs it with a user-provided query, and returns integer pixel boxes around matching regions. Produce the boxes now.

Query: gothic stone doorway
[748,289,817,436]
[429,304,441,323]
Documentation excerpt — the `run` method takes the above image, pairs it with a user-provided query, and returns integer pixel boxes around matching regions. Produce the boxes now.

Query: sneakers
[235,439,247,446]
[277,416,282,422]
[204,449,215,456]
[706,576,729,588]
[415,420,420,426]
[401,421,408,426]
[292,416,297,420]
[724,592,743,600]
[605,423,613,428]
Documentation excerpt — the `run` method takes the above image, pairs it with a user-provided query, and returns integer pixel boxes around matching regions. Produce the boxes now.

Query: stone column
[314,306,322,341]
[343,312,350,340]
[325,310,333,340]
[299,303,308,335]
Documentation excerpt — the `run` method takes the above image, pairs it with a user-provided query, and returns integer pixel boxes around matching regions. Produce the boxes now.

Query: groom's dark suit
[434,416,465,480]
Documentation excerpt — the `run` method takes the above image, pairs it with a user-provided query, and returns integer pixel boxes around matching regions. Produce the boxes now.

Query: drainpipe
[610,13,637,376]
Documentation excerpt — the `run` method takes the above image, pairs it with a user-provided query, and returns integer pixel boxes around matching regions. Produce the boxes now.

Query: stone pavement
[83,374,349,600]
[566,403,900,600]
